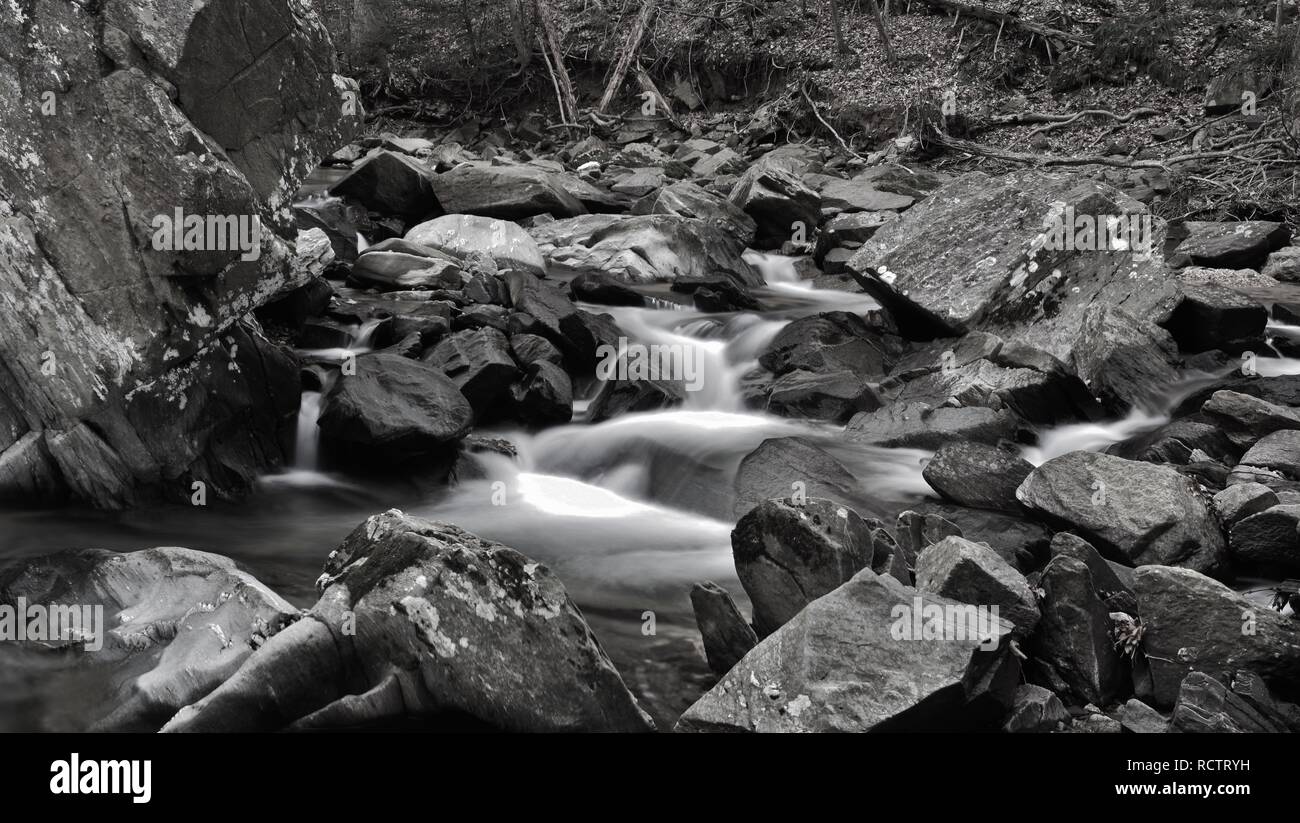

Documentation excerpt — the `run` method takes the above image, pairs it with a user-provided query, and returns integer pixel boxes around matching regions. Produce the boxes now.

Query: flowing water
[0,251,1269,729]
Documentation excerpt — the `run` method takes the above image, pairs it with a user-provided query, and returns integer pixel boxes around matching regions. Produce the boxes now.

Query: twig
[801,83,866,163]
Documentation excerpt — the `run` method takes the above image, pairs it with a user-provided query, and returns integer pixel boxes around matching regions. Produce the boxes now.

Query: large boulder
[1167,221,1290,270]
[758,312,899,381]
[423,327,520,416]
[923,441,1033,513]
[429,162,586,219]
[328,150,438,219]
[676,571,1017,732]
[1016,451,1227,574]
[0,547,299,732]
[1228,505,1300,573]
[317,352,473,461]
[1134,565,1300,707]
[405,214,545,275]
[0,0,358,507]
[845,171,1180,388]
[728,162,821,249]
[733,437,864,519]
[161,510,654,731]
[914,537,1040,634]
[731,497,890,636]
[539,215,762,289]
[631,181,756,243]
[1030,555,1126,705]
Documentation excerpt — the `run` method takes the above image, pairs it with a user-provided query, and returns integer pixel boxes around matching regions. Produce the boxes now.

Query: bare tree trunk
[866,0,898,63]
[597,0,658,112]
[510,0,533,71]
[535,0,577,121]
[829,0,849,54]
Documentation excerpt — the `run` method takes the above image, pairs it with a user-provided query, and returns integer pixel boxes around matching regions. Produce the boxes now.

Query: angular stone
[690,581,758,676]
[1030,556,1125,706]
[923,441,1033,513]
[915,536,1040,634]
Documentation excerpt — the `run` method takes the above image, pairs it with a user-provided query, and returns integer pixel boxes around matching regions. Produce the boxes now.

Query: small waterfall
[294,391,322,470]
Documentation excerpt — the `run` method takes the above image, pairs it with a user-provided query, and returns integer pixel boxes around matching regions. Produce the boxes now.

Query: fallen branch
[915,0,1091,46]
[1028,107,1157,136]
[597,0,657,113]
[934,133,1290,169]
[535,0,578,125]
[801,84,865,163]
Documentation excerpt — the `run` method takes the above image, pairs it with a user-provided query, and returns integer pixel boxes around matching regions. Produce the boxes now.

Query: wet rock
[509,333,564,367]
[682,280,760,313]
[818,177,915,213]
[430,162,586,219]
[1003,685,1070,733]
[910,502,1050,572]
[0,547,299,731]
[817,212,897,259]
[1016,450,1226,574]
[1048,532,1136,613]
[318,352,473,461]
[1262,246,1300,282]
[1162,283,1267,354]
[161,510,654,732]
[1236,430,1300,479]
[733,437,863,519]
[405,214,546,275]
[1075,305,1182,411]
[1228,505,1300,573]
[569,272,646,307]
[423,328,520,416]
[586,378,686,423]
[1134,565,1300,706]
[728,163,821,249]
[510,361,573,427]
[1168,221,1290,270]
[758,312,898,379]
[350,239,462,290]
[329,150,438,219]
[690,582,758,676]
[732,497,887,636]
[915,537,1040,634]
[632,181,757,243]
[846,402,1022,450]
[923,441,1033,513]
[1203,390,1300,441]
[1030,556,1126,706]
[676,571,1016,732]
[764,370,881,423]
[894,510,963,570]
[505,271,602,369]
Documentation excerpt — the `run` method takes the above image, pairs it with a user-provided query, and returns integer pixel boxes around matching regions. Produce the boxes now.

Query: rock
[542,215,762,289]
[1237,430,1300,480]
[350,240,463,290]
[1163,283,1266,354]
[1070,712,1123,733]
[847,403,1022,450]
[1170,672,1287,732]
[1016,450,1227,574]
[569,272,647,307]
[1134,565,1300,706]
[1168,221,1290,270]
[405,214,545,275]
[689,582,759,676]
[161,510,654,732]
[0,546,299,731]
[1075,305,1182,411]
[914,537,1040,634]
[505,271,602,369]
[1213,483,1279,528]
[1203,390,1300,445]
[846,171,1179,375]
[732,497,886,636]
[1262,246,1300,282]
[1048,533,1136,612]
[1003,685,1070,733]
[728,162,821,249]
[0,0,356,508]
[328,150,438,219]
[911,502,1051,572]
[676,571,1016,732]
[894,511,963,569]
[818,178,915,213]
[509,333,564,367]
[510,361,573,427]
[586,377,686,423]
[764,370,880,423]
[1117,698,1169,733]
[1228,505,1300,573]
[923,441,1033,513]
[1030,556,1126,706]
[631,181,757,243]
[733,437,862,519]
[318,352,473,462]
[430,162,586,219]
[424,328,520,416]
[817,212,897,258]
[691,282,760,313]
[609,167,666,197]
[758,312,898,379]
